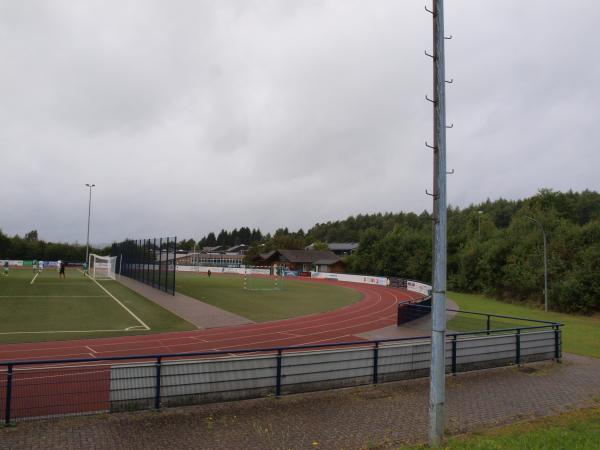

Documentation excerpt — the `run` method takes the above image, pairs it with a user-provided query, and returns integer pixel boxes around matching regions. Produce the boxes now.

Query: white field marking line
[82,271,150,331]
[30,272,40,284]
[125,325,148,331]
[0,329,136,335]
[0,295,109,298]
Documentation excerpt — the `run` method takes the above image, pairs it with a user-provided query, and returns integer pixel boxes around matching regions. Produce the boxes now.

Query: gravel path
[2,353,598,449]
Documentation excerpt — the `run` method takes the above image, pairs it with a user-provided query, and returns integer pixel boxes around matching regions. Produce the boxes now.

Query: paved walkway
[2,354,599,449]
[117,276,253,329]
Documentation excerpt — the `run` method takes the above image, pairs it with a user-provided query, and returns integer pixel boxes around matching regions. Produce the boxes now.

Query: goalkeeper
[83,261,89,275]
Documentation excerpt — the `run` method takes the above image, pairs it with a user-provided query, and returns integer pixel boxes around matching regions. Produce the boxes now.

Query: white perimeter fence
[176,265,429,293]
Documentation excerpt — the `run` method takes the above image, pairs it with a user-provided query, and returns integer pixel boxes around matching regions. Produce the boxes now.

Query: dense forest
[193,189,600,313]
[2,189,598,312]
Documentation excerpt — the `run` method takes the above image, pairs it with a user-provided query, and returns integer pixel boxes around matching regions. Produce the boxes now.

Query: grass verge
[402,403,600,449]
[448,291,600,358]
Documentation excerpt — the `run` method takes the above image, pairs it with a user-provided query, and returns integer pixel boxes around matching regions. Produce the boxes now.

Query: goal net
[243,265,284,291]
[89,254,117,280]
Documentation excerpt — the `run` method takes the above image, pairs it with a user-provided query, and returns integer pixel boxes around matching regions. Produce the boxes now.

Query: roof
[327,242,359,251]
[226,244,249,252]
[278,249,341,265]
[258,250,277,260]
[305,242,359,252]
[202,246,223,252]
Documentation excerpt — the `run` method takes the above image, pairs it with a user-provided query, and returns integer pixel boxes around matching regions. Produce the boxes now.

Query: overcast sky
[1,1,598,244]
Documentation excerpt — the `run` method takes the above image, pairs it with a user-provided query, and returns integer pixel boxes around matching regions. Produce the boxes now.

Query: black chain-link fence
[111,237,177,295]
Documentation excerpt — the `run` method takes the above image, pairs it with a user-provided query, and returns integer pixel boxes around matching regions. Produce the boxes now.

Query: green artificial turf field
[176,272,363,322]
[0,268,194,344]
[448,291,600,358]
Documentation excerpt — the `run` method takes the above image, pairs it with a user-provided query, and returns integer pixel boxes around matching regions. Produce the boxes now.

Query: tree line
[2,189,598,312]
[178,227,264,251]
[0,229,110,262]
[191,189,600,313]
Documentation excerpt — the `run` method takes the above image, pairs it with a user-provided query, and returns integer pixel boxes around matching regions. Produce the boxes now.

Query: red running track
[0,280,422,421]
[0,279,421,362]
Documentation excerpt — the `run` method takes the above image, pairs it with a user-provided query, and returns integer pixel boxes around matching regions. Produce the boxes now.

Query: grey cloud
[0,0,598,244]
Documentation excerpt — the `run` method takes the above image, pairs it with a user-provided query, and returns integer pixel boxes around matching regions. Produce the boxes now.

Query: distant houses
[175,244,248,267]
[175,241,356,273]
[253,249,345,274]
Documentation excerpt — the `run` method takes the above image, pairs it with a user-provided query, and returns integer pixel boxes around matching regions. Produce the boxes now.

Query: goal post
[243,265,284,291]
[89,254,117,280]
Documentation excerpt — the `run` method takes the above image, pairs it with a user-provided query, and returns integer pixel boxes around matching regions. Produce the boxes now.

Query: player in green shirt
[32,259,38,273]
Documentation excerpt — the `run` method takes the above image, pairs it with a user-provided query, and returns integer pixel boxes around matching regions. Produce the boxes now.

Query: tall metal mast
[426,0,449,446]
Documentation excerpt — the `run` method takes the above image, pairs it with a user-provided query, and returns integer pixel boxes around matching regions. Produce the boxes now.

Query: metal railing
[397,301,561,334]
[1,319,562,424]
[111,237,177,295]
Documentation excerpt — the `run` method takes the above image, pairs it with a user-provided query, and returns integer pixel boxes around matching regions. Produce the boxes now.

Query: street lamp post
[478,211,483,239]
[526,216,548,312]
[85,184,96,266]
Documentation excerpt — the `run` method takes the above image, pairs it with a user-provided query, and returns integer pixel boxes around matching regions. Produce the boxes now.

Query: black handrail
[404,303,560,325]
[1,322,564,425]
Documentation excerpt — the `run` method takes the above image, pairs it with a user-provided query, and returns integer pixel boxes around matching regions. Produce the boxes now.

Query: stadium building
[254,249,345,274]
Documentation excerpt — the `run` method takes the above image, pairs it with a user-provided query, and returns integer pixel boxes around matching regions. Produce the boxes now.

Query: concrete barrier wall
[406,280,432,296]
[110,355,278,411]
[310,272,389,286]
[109,330,558,411]
[176,265,271,275]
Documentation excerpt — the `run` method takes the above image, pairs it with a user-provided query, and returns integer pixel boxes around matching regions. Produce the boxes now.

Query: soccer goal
[89,254,117,280]
[243,265,284,291]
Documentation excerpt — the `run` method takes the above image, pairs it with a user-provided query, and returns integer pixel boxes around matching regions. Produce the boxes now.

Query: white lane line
[30,273,40,285]
[84,273,151,331]
[85,346,97,354]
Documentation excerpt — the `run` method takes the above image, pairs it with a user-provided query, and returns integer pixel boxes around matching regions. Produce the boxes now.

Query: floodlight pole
[526,216,548,312]
[85,184,95,265]
[429,0,448,446]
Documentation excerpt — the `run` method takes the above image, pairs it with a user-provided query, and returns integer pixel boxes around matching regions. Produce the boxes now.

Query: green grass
[448,291,600,358]
[176,273,363,322]
[402,403,600,449]
[0,269,194,344]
